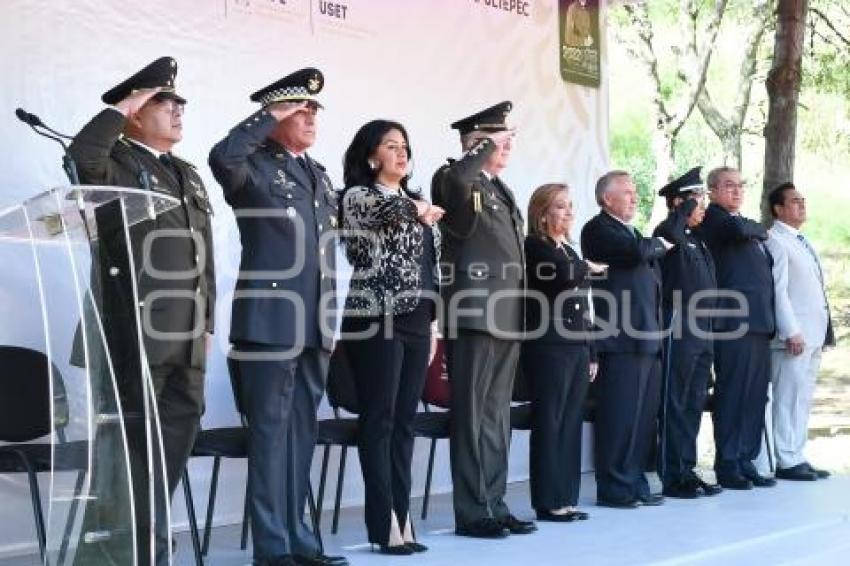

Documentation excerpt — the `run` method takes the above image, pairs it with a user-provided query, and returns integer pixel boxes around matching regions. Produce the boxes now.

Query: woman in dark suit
[522,183,606,522]
[339,119,443,554]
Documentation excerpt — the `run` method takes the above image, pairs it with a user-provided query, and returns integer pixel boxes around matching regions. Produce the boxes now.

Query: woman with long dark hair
[339,119,443,554]
[522,183,606,522]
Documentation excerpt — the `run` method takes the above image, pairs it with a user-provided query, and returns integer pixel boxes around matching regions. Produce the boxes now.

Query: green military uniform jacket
[68,108,215,370]
[431,137,525,338]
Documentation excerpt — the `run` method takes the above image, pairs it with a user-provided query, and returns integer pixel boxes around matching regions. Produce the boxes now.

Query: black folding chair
[510,363,533,431]
[413,338,450,520]
[316,344,359,535]
[0,346,88,563]
[181,357,324,564]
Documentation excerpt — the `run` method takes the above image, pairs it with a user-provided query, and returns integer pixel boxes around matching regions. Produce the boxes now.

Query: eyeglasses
[718,181,744,192]
[155,99,185,117]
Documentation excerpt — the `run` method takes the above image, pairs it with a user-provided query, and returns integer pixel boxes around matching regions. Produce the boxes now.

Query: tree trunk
[723,130,743,171]
[762,0,809,224]
[647,129,675,228]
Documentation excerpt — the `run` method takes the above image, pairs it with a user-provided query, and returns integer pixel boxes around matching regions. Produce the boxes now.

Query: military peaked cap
[250,67,324,108]
[450,101,513,136]
[658,166,706,197]
[101,56,185,105]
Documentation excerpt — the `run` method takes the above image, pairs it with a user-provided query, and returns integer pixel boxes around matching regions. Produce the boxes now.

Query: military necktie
[159,153,181,182]
[296,155,317,190]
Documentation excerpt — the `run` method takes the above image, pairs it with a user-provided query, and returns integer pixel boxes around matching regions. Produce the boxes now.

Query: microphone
[15,107,43,127]
[16,107,73,139]
[15,107,80,184]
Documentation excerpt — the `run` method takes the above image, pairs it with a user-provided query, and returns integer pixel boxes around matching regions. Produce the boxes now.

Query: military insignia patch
[308,74,321,93]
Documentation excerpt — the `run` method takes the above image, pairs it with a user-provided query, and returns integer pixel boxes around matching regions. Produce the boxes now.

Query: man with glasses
[700,166,776,490]
[763,183,834,481]
[68,56,215,564]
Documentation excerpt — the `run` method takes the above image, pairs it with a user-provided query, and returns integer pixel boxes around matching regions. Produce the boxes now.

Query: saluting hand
[268,101,310,121]
[116,87,162,118]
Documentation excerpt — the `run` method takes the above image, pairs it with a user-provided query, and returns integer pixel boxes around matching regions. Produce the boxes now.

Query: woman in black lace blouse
[339,119,444,555]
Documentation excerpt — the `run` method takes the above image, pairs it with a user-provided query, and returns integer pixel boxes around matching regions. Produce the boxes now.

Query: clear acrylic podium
[0,186,180,565]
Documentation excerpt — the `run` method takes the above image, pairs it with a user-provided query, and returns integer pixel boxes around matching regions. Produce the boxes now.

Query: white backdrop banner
[0,0,609,556]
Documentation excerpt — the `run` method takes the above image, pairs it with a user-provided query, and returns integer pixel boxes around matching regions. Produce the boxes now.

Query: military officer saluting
[653,167,723,499]
[432,102,536,539]
[208,68,346,566]
[68,56,216,565]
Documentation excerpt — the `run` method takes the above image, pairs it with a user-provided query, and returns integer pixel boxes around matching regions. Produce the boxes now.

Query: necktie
[797,233,824,284]
[296,156,316,189]
[159,153,180,182]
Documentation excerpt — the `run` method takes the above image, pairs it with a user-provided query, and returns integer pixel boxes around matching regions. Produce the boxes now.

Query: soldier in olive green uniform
[432,102,536,539]
[68,56,215,565]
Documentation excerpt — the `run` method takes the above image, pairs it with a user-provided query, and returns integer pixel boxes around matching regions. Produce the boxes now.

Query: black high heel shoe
[405,541,428,553]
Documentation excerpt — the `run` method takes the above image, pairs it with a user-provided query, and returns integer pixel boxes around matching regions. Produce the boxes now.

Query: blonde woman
[522,183,606,521]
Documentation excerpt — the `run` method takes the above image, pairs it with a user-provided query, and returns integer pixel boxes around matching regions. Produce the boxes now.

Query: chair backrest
[327,343,360,415]
[512,362,532,404]
[225,355,249,427]
[0,346,67,442]
[422,339,450,409]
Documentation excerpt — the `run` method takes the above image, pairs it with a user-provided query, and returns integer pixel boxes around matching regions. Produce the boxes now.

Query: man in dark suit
[581,170,671,508]
[432,101,536,538]
[700,166,776,490]
[653,167,722,498]
[68,56,216,564]
[209,68,346,566]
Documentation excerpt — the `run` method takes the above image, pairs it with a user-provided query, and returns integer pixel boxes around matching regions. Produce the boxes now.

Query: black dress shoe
[597,497,639,509]
[374,544,414,556]
[803,462,831,479]
[717,475,753,490]
[293,553,349,566]
[536,509,576,522]
[498,514,538,534]
[776,463,818,481]
[744,472,777,487]
[566,509,589,521]
[456,518,510,538]
[405,541,428,553]
[637,493,665,506]
[663,481,699,499]
[254,557,297,566]
[694,478,723,496]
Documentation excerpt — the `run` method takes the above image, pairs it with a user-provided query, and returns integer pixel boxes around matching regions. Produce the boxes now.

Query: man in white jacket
[765,182,835,481]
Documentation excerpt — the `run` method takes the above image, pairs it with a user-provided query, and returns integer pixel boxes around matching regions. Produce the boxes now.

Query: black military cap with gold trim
[101,56,186,105]
[450,101,513,136]
[250,67,324,108]
[658,166,705,198]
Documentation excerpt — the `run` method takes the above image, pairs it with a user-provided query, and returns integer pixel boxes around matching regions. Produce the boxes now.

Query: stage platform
[2,473,848,565]
[172,472,850,566]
